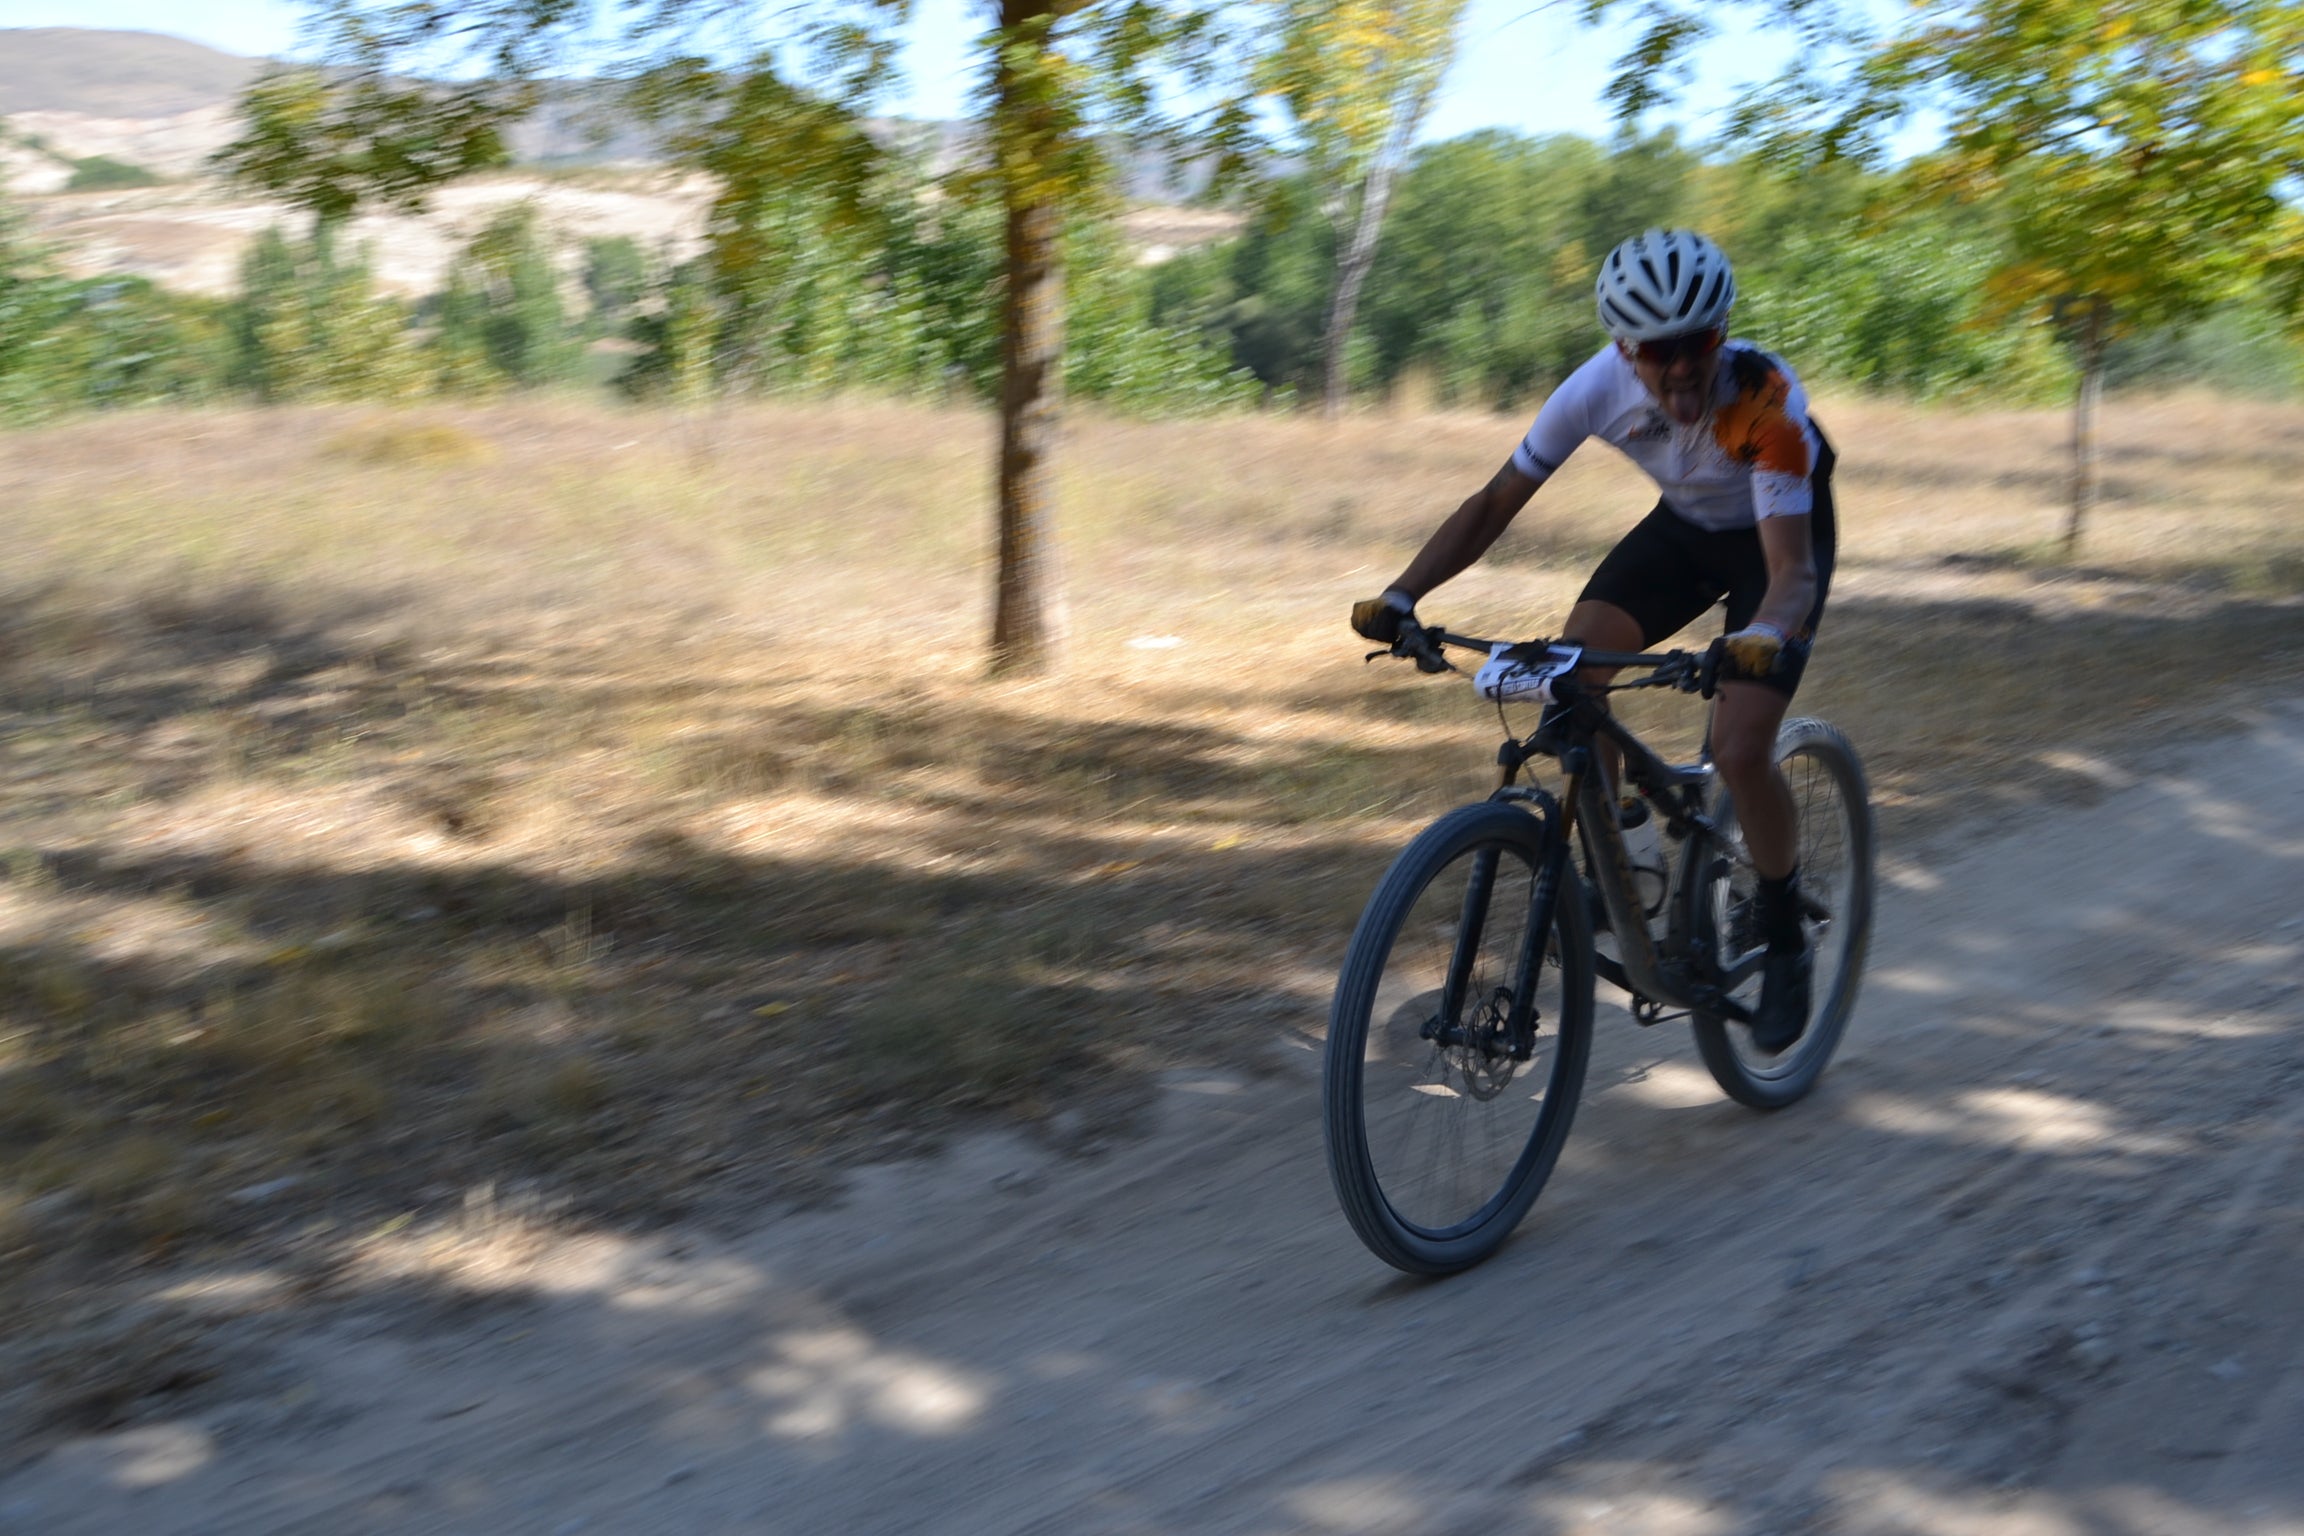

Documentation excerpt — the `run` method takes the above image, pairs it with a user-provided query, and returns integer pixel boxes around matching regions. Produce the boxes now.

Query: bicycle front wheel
[1323,801,1594,1275]
[1688,716,1876,1109]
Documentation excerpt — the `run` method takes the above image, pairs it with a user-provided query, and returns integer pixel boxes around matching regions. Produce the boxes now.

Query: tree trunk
[988,0,1066,678]
[991,194,1064,675]
[1321,157,1400,420]
[2063,296,2109,559]
[1319,66,1449,421]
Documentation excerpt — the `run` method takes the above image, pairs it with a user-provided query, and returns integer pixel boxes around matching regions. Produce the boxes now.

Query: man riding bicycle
[1351,228,1836,1055]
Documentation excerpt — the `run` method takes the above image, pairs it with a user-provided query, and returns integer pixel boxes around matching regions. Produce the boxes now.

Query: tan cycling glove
[1351,589,1416,643]
[1720,622,1788,677]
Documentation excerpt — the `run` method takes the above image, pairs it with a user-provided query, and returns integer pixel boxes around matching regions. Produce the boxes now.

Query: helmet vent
[1593,228,1736,343]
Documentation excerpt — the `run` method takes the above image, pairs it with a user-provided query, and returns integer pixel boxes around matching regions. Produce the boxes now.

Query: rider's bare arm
[1750,513,1817,637]
[1388,461,1544,602]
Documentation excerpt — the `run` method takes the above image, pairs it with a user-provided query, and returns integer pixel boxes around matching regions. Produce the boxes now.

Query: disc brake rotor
[1448,986,1519,1100]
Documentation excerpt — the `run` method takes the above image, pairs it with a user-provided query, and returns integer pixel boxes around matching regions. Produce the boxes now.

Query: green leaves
[1693,0,2304,342]
[1892,0,2304,334]
[0,197,228,420]
[218,65,520,227]
[431,202,585,390]
[228,225,428,402]
[1258,0,1471,219]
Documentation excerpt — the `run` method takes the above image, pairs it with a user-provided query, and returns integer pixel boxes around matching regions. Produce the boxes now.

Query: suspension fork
[1461,782,1566,1059]
[1503,808,1573,1058]
[1435,737,1556,1037]
[1437,846,1501,1033]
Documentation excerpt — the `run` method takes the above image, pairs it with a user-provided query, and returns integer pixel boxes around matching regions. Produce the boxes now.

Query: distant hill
[0,28,260,117]
[0,26,1230,297]
[0,27,1211,197]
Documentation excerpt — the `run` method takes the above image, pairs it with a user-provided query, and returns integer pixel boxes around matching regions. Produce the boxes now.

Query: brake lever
[1698,638,1726,699]
[1398,620,1456,674]
[1364,646,1453,673]
[1363,621,1456,674]
[1365,642,1452,672]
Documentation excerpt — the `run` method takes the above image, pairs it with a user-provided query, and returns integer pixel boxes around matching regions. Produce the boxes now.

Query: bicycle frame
[1373,622,1766,1043]
[1489,674,1760,1029]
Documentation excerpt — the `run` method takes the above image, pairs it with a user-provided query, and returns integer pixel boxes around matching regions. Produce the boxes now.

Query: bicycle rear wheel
[1323,801,1594,1275]
[1688,717,1875,1109]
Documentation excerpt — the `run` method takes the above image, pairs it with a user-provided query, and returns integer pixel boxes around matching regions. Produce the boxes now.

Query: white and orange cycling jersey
[1509,341,1822,531]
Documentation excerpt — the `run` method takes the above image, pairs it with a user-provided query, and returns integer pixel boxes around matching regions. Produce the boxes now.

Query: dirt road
[7,710,2301,1535]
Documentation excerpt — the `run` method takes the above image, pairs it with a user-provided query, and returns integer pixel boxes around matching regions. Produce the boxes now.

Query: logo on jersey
[1624,409,1671,443]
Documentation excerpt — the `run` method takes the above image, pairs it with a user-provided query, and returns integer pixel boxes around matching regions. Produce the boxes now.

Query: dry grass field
[0,392,2300,1431]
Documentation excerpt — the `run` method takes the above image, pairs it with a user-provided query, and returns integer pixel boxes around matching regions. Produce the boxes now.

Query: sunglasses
[1628,328,1724,365]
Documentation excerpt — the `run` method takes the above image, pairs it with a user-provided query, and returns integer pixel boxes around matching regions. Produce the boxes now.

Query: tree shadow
[7,888,2295,1531]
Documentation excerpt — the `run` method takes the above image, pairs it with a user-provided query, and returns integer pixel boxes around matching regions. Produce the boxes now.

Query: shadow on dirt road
[0,568,2300,1534]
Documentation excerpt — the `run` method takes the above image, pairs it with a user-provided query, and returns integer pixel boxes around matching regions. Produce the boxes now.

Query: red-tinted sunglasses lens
[1633,330,1722,365]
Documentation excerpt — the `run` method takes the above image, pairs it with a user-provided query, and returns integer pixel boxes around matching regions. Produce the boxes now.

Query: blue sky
[0,0,1804,149]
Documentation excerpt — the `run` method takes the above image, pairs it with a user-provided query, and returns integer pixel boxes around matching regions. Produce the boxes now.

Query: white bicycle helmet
[1595,229,1736,342]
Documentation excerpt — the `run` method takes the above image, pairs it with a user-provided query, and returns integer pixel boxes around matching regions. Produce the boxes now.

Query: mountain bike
[1322,620,1875,1275]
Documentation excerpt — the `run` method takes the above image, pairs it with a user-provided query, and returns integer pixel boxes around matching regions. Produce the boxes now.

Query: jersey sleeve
[1713,349,1816,520]
[1508,347,1612,483]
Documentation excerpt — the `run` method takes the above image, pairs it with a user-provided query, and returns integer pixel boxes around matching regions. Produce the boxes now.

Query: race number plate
[1473,643,1582,704]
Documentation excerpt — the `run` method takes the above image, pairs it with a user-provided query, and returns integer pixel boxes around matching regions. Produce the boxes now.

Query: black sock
[1755,867,1803,947]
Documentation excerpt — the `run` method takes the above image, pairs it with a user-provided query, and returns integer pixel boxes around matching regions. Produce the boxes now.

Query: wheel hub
[1441,987,1520,1100]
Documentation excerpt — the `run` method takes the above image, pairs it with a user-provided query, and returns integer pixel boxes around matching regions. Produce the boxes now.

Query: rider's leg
[1560,598,1644,794]
[1568,506,1723,795]
[1714,675,1811,1052]
[1709,680,1796,879]
[1561,597,1644,657]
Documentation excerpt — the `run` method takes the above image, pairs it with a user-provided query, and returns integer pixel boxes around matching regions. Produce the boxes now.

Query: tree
[226,2,1253,678]
[216,33,523,230]
[1617,0,2304,553]
[432,202,586,390]
[582,235,651,336]
[0,193,76,421]
[227,225,424,402]
[1853,0,2304,552]
[1146,172,1333,397]
[1,191,229,416]
[37,278,231,410]
[1358,131,1604,405]
[1259,0,1471,416]
[639,56,932,394]
[966,0,1253,670]
[1574,128,1697,255]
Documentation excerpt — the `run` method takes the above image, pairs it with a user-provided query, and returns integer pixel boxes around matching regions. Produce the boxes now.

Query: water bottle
[1618,798,1669,921]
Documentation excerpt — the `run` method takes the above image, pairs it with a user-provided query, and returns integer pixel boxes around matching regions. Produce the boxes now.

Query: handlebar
[1373,618,1722,696]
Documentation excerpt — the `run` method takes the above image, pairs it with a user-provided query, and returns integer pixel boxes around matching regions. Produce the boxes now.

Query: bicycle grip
[1400,620,1450,673]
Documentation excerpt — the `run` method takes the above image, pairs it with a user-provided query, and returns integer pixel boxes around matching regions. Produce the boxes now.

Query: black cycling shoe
[1750,934,1812,1054]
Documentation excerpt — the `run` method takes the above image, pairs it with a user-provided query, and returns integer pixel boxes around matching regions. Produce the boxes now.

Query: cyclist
[1350,228,1836,1054]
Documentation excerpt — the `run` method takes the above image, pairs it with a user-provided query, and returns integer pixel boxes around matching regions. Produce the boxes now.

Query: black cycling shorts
[1577,426,1838,698]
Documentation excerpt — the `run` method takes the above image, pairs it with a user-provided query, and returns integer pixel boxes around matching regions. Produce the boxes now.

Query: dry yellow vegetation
[0,393,2299,1417]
